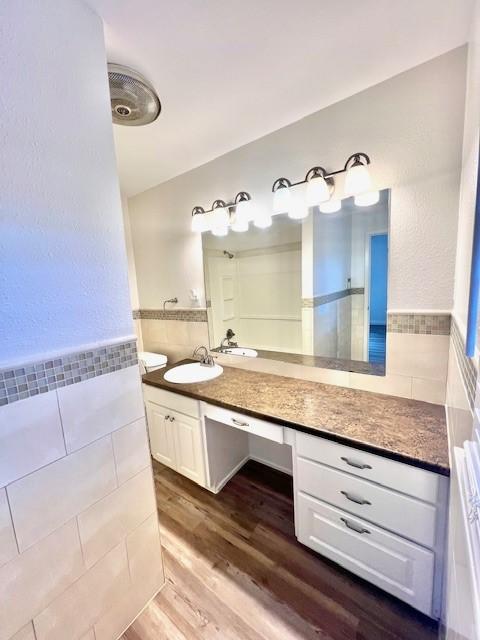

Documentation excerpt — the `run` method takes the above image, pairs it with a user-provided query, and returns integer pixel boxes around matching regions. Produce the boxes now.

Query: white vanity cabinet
[142,382,447,619]
[293,431,448,618]
[143,385,206,487]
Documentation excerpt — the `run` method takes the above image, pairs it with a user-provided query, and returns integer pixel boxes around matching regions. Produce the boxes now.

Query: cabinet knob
[165,415,170,421]
[169,416,175,422]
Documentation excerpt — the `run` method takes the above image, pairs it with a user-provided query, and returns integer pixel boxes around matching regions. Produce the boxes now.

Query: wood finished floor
[122,460,439,640]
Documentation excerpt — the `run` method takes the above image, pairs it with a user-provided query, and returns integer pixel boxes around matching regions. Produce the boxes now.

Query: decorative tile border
[0,340,138,407]
[135,308,208,322]
[451,317,477,410]
[302,288,364,308]
[387,313,451,335]
[132,309,141,320]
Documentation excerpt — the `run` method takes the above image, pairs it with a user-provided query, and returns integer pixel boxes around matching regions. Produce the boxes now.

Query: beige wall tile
[349,372,413,398]
[412,377,447,405]
[165,321,189,346]
[94,514,164,640]
[112,418,151,486]
[386,333,449,381]
[8,437,117,552]
[0,488,17,567]
[77,468,156,568]
[58,366,145,453]
[126,513,164,588]
[0,392,66,488]
[141,319,168,344]
[187,321,209,347]
[0,520,84,640]
[7,622,35,640]
[141,341,192,364]
[33,542,130,640]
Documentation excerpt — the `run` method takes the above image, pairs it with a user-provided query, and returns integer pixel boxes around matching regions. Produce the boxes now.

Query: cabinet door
[296,492,434,616]
[146,401,177,470]
[171,411,206,486]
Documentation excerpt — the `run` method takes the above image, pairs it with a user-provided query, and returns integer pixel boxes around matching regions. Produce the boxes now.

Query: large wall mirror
[203,189,389,375]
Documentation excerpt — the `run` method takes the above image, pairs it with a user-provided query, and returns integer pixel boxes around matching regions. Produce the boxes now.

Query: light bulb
[231,217,249,232]
[319,199,341,213]
[354,191,380,207]
[273,185,291,214]
[235,199,255,223]
[305,175,330,206]
[191,213,207,232]
[288,201,309,220]
[212,225,228,237]
[344,163,373,197]
[211,206,229,228]
[254,214,272,229]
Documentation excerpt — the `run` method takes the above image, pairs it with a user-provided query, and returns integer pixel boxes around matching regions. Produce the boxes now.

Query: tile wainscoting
[137,309,455,405]
[0,339,164,640]
[443,318,478,639]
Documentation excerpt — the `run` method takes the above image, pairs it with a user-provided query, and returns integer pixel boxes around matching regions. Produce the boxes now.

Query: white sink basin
[164,362,223,384]
[223,347,258,357]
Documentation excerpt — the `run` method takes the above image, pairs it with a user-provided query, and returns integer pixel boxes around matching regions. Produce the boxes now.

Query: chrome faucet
[220,328,238,350]
[192,345,215,367]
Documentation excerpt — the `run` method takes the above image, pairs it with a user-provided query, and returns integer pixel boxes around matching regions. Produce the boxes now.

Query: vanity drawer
[297,457,437,547]
[202,404,284,444]
[143,384,200,419]
[295,432,441,504]
[296,492,434,616]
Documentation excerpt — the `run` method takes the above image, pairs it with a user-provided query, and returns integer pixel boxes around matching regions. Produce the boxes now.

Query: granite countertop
[211,347,385,376]
[143,360,449,476]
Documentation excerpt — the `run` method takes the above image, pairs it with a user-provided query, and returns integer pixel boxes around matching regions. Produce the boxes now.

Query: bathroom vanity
[142,362,449,620]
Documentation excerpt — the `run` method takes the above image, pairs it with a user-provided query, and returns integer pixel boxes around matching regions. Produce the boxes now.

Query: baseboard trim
[212,455,250,494]
[249,454,293,476]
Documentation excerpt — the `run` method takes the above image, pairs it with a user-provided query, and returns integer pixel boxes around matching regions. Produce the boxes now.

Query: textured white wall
[0,0,133,366]
[444,1,480,637]
[452,2,480,337]
[128,48,466,314]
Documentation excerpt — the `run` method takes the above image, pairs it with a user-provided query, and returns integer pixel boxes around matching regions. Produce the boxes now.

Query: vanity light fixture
[191,191,257,235]
[210,199,229,236]
[272,178,293,214]
[254,213,272,229]
[343,153,379,205]
[305,167,333,206]
[191,206,208,232]
[288,200,309,220]
[231,192,254,232]
[271,152,378,216]
[319,199,342,214]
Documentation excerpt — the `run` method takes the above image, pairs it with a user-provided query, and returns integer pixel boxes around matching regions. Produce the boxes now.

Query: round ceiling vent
[107,63,161,126]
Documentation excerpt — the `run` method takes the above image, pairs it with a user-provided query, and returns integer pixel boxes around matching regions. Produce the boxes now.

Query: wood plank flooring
[123,460,439,640]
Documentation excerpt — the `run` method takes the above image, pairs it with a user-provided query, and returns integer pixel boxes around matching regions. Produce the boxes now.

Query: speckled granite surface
[210,347,385,376]
[143,361,449,476]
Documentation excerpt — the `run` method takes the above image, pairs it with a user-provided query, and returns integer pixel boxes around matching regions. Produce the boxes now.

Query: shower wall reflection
[202,190,389,373]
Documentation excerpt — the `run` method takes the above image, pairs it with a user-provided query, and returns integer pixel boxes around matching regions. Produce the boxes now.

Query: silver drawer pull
[340,517,371,535]
[340,456,372,470]
[341,490,371,506]
[232,418,249,427]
